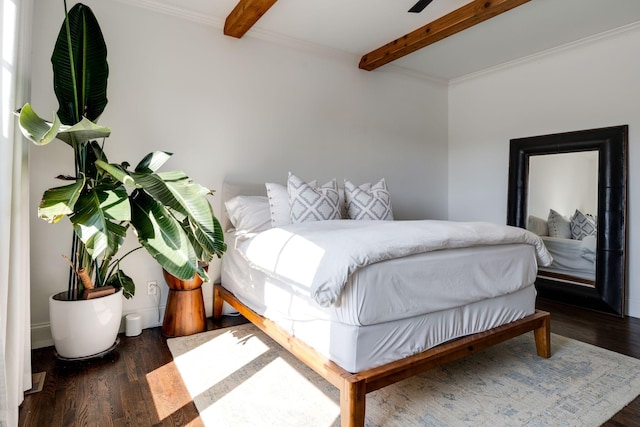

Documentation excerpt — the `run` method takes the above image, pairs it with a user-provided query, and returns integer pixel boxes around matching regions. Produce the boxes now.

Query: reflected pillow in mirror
[224,195,272,233]
[526,215,548,236]
[547,209,571,239]
[570,209,597,240]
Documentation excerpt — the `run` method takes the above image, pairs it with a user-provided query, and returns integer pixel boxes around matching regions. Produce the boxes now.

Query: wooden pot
[161,269,206,337]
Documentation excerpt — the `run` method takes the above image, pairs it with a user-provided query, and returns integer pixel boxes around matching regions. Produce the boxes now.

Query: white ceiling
[142,0,640,81]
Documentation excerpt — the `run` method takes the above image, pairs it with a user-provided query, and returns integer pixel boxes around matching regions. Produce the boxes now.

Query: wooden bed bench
[213,283,551,427]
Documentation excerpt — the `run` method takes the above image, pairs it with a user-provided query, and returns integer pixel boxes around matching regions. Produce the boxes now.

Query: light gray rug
[167,323,640,426]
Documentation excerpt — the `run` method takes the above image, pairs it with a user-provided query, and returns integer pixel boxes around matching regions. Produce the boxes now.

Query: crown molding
[450,20,640,86]
[113,0,448,86]
[114,0,224,27]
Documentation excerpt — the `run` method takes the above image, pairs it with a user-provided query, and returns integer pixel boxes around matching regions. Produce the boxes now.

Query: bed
[213,181,552,427]
[538,235,596,285]
[527,212,597,286]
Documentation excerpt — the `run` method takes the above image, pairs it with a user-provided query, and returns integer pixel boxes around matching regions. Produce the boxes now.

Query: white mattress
[223,231,538,326]
[221,232,537,372]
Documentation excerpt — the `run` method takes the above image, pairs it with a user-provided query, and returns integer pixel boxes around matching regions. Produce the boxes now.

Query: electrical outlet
[147,281,158,295]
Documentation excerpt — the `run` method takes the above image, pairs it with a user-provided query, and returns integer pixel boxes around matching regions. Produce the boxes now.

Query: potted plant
[18,2,225,358]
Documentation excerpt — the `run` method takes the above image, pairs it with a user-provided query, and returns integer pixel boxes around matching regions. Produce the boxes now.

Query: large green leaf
[130,190,197,280]
[18,103,61,146]
[17,104,110,146]
[135,151,172,173]
[70,184,130,259]
[105,269,135,299]
[52,3,108,125]
[95,159,136,186]
[132,170,226,258]
[56,117,111,146]
[38,177,85,223]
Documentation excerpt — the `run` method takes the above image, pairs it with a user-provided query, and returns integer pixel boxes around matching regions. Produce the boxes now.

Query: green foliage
[18,3,225,299]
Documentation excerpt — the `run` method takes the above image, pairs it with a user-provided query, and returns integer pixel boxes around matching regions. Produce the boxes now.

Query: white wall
[449,25,640,317]
[528,152,599,220]
[28,0,449,346]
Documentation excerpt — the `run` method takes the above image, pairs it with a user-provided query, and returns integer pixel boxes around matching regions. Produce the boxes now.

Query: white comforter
[236,220,553,307]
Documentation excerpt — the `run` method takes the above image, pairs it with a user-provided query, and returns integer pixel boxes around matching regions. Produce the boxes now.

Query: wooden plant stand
[161,270,206,337]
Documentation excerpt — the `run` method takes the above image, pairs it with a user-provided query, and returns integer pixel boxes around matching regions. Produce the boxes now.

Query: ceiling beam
[224,0,278,38]
[359,0,531,71]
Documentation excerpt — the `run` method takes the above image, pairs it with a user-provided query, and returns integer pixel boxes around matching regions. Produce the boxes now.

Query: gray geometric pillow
[344,178,393,220]
[570,209,597,240]
[288,173,341,223]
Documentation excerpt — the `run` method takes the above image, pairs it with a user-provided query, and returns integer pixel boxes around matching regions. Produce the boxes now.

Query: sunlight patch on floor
[198,356,340,426]
[172,330,270,398]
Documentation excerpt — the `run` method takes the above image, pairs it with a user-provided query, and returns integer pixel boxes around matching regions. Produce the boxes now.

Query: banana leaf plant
[18,2,225,300]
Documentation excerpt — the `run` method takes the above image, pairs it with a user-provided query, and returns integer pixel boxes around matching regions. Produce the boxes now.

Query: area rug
[167,323,640,426]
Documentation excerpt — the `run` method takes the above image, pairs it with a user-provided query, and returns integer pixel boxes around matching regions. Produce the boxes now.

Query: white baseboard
[30,305,167,350]
[30,301,239,350]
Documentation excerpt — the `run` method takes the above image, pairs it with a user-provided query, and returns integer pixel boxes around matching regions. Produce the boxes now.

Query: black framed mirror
[507,125,628,316]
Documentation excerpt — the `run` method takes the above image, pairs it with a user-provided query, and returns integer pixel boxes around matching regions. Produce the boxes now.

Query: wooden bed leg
[340,378,366,427]
[534,311,551,358]
[213,284,223,319]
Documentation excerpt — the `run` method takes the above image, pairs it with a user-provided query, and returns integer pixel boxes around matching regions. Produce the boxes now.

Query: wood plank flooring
[19,299,640,426]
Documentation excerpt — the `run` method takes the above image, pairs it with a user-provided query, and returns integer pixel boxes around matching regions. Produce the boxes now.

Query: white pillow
[265,182,290,227]
[344,178,393,220]
[570,209,597,240]
[526,215,548,236]
[288,173,341,223]
[547,209,571,239]
[224,195,271,233]
[265,180,318,227]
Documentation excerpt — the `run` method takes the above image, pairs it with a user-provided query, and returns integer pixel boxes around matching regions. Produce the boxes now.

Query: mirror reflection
[526,152,599,287]
[508,125,627,316]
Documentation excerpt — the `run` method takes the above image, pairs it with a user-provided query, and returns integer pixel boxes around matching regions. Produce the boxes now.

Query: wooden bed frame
[213,283,551,427]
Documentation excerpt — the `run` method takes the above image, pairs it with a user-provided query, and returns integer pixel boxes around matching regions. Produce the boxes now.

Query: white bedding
[235,219,552,306]
[224,230,539,326]
[539,235,596,280]
[222,238,537,371]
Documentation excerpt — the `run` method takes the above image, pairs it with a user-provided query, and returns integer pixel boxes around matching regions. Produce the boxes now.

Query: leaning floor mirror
[507,125,628,316]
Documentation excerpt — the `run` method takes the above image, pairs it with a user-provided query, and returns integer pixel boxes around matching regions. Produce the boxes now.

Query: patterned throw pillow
[547,209,571,239]
[570,209,597,240]
[344,178,393,220]
[288,173,341,223]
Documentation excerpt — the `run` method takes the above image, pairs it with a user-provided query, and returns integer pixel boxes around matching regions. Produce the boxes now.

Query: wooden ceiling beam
[224,0,278,38]
[359,0,531,71]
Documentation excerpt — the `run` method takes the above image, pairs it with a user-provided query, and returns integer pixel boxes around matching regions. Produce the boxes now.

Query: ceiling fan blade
[408,0,434,13]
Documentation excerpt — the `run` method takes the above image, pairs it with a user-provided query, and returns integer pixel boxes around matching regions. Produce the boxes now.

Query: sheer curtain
[0,0,33,425]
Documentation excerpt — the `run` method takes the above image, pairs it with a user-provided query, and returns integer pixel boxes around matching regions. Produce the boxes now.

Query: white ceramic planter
[49,288,123,359]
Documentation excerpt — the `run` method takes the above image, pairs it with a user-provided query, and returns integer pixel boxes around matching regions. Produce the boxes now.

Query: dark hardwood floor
[19,299,640,426]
